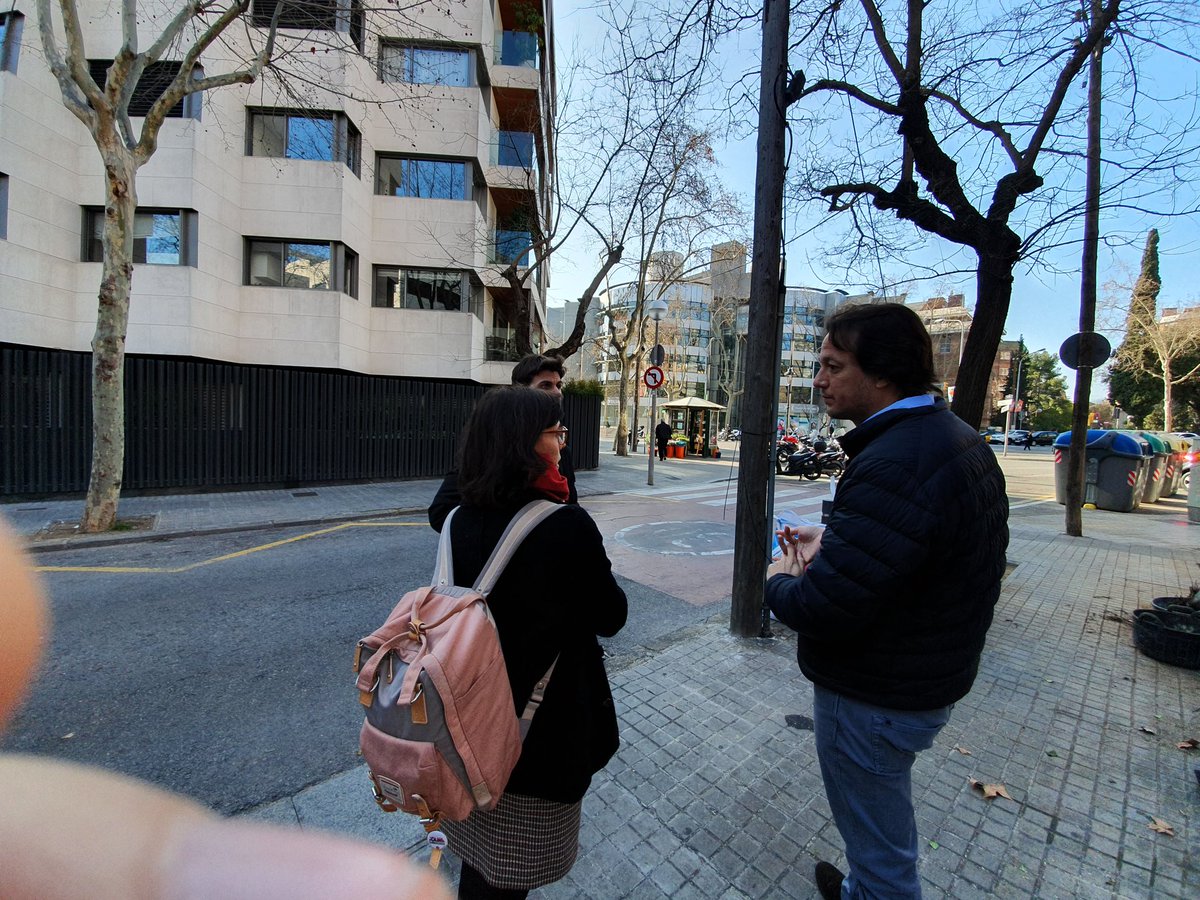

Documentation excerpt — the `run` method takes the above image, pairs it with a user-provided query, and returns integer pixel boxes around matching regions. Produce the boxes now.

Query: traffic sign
[644,366,664,389]
[650,344,665,366]
[1059,332,1111,370]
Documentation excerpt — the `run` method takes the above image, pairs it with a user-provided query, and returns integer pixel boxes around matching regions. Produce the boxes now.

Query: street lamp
[1003,342,1044,456]
[646,297,669,486]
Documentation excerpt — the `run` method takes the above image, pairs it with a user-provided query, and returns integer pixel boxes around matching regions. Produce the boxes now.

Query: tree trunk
[614,372,630,456]
[82,154,138,533]
[952,247,1015,428]
[1162,359,1173,432]
[731,0,789,637]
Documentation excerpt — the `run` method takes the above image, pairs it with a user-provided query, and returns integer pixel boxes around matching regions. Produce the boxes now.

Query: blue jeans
[813,686,951,899]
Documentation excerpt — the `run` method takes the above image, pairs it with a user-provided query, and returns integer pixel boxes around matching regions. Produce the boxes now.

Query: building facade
[912,294,1026,424]
[0,1,563,493]
[593,243,897,435]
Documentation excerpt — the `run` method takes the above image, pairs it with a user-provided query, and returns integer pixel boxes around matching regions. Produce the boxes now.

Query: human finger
[0,520,49,732]
[0,755,452,900]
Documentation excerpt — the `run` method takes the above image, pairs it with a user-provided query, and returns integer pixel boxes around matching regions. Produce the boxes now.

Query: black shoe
[814,861,845,900]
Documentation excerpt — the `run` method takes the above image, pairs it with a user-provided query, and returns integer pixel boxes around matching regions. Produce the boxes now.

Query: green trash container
[1053,430,1148,512]
[1132,431,1170,503]
[1156,434,1188,498]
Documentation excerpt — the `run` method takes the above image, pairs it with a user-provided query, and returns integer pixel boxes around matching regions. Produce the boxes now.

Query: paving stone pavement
[246,511,1198,898]
[528,516,1200,899]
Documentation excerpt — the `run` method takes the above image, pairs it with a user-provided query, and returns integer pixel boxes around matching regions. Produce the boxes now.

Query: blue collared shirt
[863,393,935,423]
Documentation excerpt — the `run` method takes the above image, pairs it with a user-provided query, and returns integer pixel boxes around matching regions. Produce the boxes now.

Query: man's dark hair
[511,354,566,386]
[458,386,563,507]
[824,303,938,397]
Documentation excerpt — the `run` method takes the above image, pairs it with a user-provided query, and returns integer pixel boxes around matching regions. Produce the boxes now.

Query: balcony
[495,30,538,69]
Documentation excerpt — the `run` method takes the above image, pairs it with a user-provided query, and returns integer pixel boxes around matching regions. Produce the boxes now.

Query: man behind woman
[440,386,627,898]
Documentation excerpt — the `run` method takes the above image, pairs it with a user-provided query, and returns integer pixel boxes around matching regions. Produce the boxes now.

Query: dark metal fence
[1,344,599,496]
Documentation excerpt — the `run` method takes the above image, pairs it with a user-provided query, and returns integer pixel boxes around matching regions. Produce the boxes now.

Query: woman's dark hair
[824,303,939,397]
[458,386,563,507]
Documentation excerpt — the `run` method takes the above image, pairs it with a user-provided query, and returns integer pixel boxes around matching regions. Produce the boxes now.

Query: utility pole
[1065,0,1106,537]
[731,0,796,637]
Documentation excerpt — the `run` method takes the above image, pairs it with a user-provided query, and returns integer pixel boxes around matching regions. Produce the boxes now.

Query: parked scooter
[779,436,845,480]
[774,433,802,474]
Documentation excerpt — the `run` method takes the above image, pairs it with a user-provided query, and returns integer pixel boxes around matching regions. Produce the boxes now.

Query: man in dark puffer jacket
[766,303,1008,900]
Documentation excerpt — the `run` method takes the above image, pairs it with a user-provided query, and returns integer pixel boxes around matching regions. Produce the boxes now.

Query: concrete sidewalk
[4,450,1199,897]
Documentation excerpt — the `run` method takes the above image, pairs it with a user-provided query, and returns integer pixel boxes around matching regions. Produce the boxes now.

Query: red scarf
[531,453,570,503]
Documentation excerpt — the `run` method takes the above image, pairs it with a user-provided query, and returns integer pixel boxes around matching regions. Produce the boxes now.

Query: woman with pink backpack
[442,386,627,898]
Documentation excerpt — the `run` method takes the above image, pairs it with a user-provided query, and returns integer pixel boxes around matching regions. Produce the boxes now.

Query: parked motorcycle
[774,434,802,474]
[779,436,845,480]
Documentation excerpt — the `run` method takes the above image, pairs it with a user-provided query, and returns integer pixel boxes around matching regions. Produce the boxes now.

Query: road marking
[1009,496,1057,510]
[34,521,424,574]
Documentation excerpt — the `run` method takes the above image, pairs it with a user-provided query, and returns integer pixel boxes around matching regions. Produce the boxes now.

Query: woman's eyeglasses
[542,427,569,445]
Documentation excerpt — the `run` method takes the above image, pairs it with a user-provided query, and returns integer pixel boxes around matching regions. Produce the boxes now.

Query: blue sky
[545,1,1200,402]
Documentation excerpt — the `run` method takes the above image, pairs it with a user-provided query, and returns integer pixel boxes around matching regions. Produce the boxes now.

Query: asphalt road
[3,518,711,814]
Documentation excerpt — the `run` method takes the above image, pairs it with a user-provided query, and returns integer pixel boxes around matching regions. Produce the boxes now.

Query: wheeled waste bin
[1053,430,1149,512]
[1156,434,1188,498]
[1131,431,1170,503]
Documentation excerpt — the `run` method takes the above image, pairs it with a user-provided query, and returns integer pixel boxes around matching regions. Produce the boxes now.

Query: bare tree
[595,129,746,457]
[783,0,1200,428]
[1107,231,1200,430]
[36,0,281,531]
[35,0,468,531]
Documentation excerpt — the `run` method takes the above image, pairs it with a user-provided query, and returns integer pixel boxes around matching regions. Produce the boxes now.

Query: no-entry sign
[643,366,664,389]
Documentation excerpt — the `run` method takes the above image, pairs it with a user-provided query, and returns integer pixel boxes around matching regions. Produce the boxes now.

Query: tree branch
[798,77,902,115]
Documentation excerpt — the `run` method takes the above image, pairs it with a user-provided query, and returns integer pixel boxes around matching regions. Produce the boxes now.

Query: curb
[23,507,429,553]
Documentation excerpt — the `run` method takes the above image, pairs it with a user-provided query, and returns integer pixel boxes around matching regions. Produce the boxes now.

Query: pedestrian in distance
[1024,430,1035,451]
[429,354,577,532]
[655,418,673,461]
[766,303,1009,900]
[440,387,627,899]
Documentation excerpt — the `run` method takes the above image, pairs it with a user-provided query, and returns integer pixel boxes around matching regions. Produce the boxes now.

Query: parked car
[1032,430,1058,446]
[1008,430,1031,444]
[981,429,1005,444]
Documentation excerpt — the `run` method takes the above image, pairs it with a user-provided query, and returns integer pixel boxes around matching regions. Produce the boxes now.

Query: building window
[939,337,952,354]
[87,59,201,118]
[246,239,357,296]
[83,208,197,265]
[373,267,473,312]
[0,173,7,240]
[375,156,469,200]
[248,110,360,175]
[1,11,24,73]
[380,43,473,86]
[249,1,364,49]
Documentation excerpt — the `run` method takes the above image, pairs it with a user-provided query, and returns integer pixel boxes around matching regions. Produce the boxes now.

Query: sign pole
[646,301,668,485]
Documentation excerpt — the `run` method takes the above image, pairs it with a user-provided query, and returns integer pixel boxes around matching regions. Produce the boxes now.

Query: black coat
[766,399,1009,710]
[428,445,577,532]
[447,492,627,803]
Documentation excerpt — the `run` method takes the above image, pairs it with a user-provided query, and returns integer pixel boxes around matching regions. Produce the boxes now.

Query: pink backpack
[354,500,561,860]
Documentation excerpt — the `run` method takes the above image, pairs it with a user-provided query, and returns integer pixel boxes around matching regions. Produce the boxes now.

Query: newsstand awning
[660,397,727,410]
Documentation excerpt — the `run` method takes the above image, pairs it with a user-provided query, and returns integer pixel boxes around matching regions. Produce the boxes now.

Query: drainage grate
[291,491,319,498]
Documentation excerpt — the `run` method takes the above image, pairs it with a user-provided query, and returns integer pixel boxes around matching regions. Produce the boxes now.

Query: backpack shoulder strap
[473,499,561,595]
[431,507,459,588]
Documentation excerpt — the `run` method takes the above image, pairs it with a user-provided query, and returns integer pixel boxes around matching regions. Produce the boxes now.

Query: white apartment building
[592,243,887,434]
[0,1,561,493]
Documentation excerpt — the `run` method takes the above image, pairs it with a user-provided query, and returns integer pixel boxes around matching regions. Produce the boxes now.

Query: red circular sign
[644,366,664,389]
